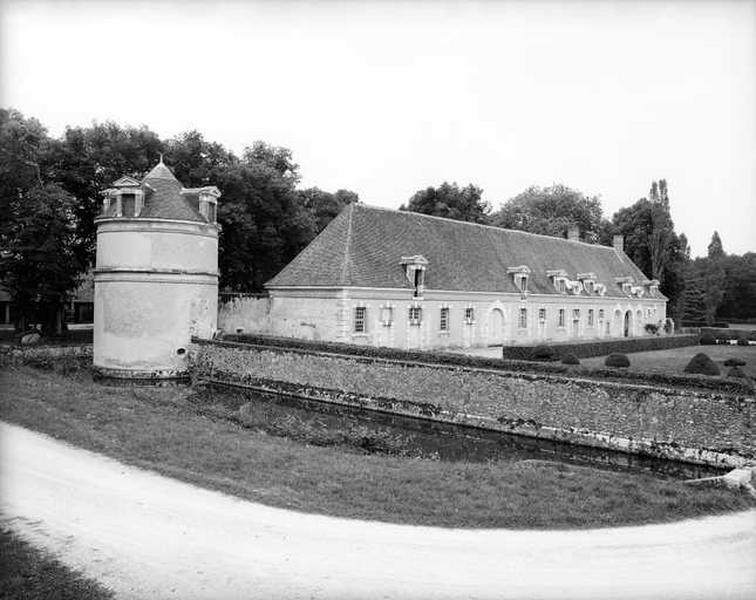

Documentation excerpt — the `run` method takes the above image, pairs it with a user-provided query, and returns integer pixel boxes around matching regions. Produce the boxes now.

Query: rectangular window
[121,193,136,217]
[354,306,367,333]
[207,203,217,223]
[588,309,594,326]
[599,309,605,321]
[409,306,422,325]
[518,308,527,329]
[464,307,475,323]
[538,308,546,322]
[380,306,393,326]
[558,308,565,327]
[440,307,449,331]
[573,309,580,321]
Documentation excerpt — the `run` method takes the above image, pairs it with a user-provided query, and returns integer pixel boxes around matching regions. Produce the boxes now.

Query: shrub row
[206,333,753,396]
[499,334,699,360]
[681,321,730,328]
[700,328,756,342]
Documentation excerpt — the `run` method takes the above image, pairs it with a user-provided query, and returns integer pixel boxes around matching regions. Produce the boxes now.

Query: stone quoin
[93,158,220,378]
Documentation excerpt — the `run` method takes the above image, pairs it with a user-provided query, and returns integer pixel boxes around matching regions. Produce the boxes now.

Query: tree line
[2,107,753,333]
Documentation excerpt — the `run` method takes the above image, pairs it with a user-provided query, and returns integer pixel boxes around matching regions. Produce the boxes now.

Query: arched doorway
[489,308,505,345]
[623,310,633,337]
[613,310,622,338]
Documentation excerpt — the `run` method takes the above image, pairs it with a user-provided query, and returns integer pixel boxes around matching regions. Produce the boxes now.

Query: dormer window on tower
[643,279,660,296]
[400,255,428,299]
[199,187,220,223]
[102,176,144,218]
[547,269,569,294]
[507,265,531,295]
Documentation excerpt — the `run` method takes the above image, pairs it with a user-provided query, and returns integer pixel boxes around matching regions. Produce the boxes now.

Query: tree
[44,121,164,267]
[401,182,490,224]
[611,180,688,319]
[707,230,725,260]
[1,184,83,334]
[298,187,359,234]
[492,184,607,242]
[216,142,315,291]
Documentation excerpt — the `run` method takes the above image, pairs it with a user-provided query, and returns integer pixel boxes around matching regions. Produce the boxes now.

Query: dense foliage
[400,182,490,223]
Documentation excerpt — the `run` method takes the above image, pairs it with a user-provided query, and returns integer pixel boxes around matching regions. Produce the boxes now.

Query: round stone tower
[93,158,220,379]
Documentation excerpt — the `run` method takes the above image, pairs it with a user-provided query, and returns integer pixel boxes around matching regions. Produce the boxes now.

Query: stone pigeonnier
[93,157,220,378]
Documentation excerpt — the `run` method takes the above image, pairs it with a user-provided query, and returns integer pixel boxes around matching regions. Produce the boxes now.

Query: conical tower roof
[139,156,205,222]
[143,154,179,183]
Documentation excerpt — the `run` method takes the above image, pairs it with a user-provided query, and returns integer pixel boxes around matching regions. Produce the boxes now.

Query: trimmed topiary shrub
[604,353,630,368]
[737,337,749,346]
[699,332,717,345]
[561,353,580,365]
[723,358,746,367]
[684,353,720,376]
[726,366,748,379]
[529,345,559,362]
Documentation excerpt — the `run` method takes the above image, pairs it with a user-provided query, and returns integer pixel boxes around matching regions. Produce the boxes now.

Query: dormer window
[577,272,596,295]
[594,283,607,296]
[615,276,634,295]
[102,176,144,218]
[547,269,568,294]
[507,265,531,295]
[401,255,428,299]
[644,279,660,296]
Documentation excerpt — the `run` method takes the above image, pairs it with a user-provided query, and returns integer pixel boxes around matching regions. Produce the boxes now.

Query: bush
[560,353,580,365]
[699,332,717,345]
[737,337,749,346]
[684,353,720,376]
[726,366,749,379]
[529,345,559,362]
[723,358,746,367]
[500,334,699,361]
[644,323,659,335]
[604,353,630,368]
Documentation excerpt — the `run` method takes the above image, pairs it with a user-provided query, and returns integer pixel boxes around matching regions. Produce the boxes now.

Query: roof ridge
[338,203,355,286]
[353,202,616,251]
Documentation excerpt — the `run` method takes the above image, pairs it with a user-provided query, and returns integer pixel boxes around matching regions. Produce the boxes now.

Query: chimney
[613,234,624,253]
[567,225,580,242]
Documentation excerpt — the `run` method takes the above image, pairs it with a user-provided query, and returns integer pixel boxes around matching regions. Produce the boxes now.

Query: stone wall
[191,339,755,468]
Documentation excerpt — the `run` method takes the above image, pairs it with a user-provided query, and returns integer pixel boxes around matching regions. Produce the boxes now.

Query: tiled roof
[140,160,205,222]
[266,204,665,300]
[99,159,209,223]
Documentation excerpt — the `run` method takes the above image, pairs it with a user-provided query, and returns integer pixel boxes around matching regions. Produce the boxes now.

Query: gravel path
[1,421,754,599]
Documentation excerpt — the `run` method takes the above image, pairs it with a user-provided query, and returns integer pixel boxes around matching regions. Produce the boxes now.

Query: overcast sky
[1,0,754,257]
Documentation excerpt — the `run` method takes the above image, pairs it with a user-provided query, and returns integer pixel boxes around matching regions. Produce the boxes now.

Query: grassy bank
[1,365,753,529]
[0,528,113,600]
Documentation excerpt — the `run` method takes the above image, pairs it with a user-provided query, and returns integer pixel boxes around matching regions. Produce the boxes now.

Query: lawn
[581,343,756,379]
[1,365,753,530]
[0,528,113,600]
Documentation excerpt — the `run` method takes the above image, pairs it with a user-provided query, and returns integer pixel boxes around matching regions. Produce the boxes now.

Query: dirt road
[1,421,754,599]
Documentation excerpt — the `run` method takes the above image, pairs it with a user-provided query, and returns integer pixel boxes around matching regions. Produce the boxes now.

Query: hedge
[499,334,699,360]
[205,333,753,396]
[700,328,756,342]
[681,321,730,328]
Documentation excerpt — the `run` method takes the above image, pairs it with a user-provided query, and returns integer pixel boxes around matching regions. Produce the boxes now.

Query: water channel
[193,382,726,481]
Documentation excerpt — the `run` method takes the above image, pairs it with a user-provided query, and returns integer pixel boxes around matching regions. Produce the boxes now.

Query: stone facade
[191,340,755,468]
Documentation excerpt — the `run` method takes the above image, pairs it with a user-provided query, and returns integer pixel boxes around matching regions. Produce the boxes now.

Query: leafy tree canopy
[492,184,608,243]
[400,182,490,224]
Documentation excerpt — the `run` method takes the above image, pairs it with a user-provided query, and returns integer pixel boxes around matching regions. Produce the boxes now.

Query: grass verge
[0,528,113,600]
[1,365,753,529]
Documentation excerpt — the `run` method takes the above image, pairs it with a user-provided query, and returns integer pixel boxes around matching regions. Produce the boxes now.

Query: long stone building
[224,203,667,349]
